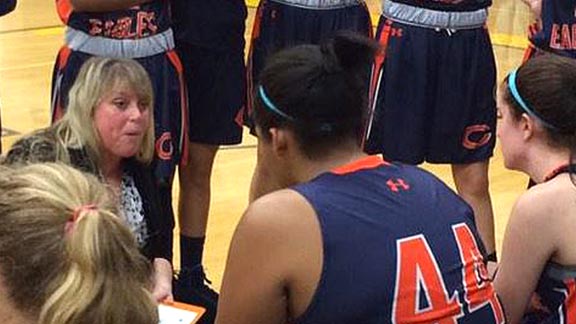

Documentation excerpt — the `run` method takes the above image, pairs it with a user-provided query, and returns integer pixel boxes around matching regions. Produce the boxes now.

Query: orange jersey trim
[331,155,390,175]
[56,0,73,24]
[166,50,190,167]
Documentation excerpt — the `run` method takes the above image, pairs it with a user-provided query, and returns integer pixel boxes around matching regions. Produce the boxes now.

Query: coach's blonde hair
[54,56,155,165]
[0,163,158,324]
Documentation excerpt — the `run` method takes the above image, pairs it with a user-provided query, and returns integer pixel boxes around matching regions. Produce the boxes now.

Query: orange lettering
[550,24,561,49]
[136,12,158,38]
[566,280,576,322]
[88,19,103,36]
[572,25,576,49]
[386,179,410,192]
[393,235,462,323]
[561,24,572,50]
[110,17,136,39]
[453,224,505,323]
[155,132,173,161]
[462,124,492,150]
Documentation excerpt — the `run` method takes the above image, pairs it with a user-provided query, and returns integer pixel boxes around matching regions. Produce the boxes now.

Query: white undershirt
[119,173,149,248]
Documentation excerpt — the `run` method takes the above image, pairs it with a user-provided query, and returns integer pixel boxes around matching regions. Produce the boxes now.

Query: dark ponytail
[254,31,378,159]
[325,30,378,73]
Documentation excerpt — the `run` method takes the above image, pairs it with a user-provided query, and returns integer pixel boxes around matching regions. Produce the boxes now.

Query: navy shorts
[0,0,16,16]
[245,0,373,125]
[364,17,497,164]
[176,43,245,145]
[51,46,187,185]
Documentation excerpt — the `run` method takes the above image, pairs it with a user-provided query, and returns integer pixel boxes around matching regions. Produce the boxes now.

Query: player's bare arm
[494,191,556,324]
[216,189,322,324]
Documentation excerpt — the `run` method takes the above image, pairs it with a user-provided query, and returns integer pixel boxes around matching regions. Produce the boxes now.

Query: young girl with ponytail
[0,163,157,324]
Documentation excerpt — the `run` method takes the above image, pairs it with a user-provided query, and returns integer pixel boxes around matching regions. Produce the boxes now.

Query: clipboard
[158,301,206,324]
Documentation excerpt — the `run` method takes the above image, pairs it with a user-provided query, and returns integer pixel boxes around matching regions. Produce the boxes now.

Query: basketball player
[247,0,373,200]
[365,0,498,260]
[523,0,576,59]
[494,55,576,324]
[520,0,576,198]
[216,33,505,324]
[168,2,247,321]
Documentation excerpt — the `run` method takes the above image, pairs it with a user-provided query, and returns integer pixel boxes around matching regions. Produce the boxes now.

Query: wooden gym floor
[0,0,532,289]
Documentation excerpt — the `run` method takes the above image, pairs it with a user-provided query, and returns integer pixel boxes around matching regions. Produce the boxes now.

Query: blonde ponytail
[0,163,158,324]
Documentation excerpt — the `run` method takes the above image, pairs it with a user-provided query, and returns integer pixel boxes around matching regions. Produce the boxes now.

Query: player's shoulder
[509,181,569,231]
[241,189,317,234]
[521,179,576,215]
[247,189,314,219]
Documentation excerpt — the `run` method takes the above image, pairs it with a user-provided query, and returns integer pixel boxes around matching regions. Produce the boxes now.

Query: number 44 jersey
[292,156,505,324]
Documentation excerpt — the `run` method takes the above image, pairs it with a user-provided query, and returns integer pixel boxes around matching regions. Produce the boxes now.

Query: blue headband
[257,85,295,121]
[508,69,558,131]
[257,85,334,132]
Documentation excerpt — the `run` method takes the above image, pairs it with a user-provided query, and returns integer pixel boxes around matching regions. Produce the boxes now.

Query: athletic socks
[180,235,205,270]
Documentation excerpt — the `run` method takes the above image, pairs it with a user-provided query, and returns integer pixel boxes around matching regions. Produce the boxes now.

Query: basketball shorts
[176,42,245,145]
[245,0,373,128]
[364,17,497,164]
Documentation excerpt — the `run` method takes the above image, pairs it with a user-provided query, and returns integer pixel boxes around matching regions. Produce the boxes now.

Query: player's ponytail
[0,163,158,324]
[324,31,378,75]
[40,203,157,324]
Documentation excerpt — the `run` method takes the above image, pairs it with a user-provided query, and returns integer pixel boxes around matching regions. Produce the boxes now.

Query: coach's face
[94,86,151,161]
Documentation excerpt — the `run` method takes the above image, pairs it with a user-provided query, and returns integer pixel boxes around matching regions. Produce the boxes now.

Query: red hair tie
[65,204,98,234]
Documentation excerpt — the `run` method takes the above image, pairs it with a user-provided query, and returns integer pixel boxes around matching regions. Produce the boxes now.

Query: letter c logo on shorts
[462,124,492,150]
[155,132,173,161]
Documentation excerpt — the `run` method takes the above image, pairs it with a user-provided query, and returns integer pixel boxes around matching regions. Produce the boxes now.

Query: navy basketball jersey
[390,0,491,12]
[527,263,576,323]
[530,0,576,58]
[58,0,171,39]
[292,156,504,324]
